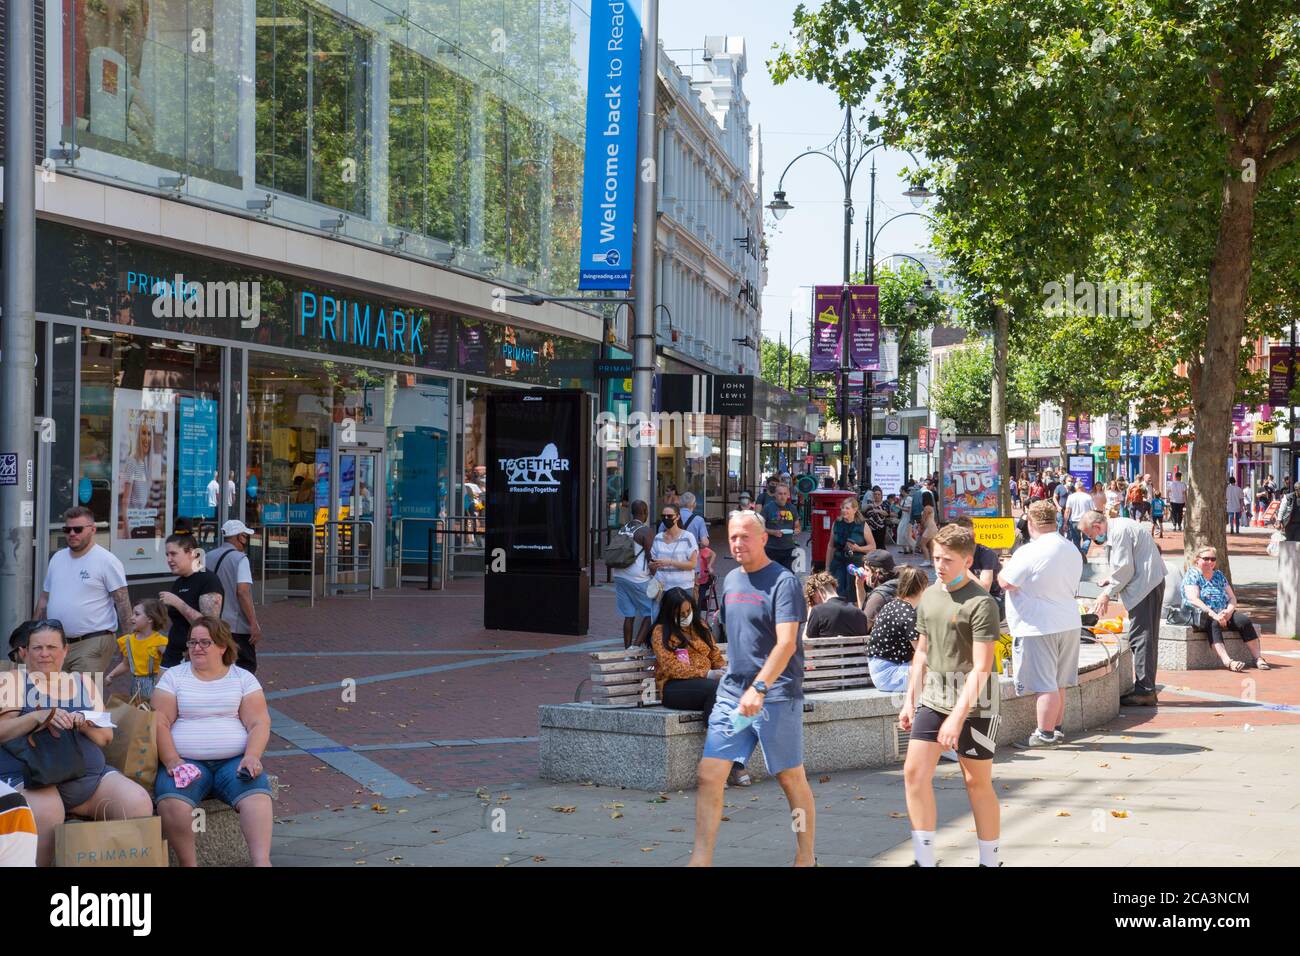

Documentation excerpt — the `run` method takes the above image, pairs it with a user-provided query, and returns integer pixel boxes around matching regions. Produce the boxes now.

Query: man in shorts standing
[689,510,812,866]
[998,500,1084,747]
[901,524,1002,867]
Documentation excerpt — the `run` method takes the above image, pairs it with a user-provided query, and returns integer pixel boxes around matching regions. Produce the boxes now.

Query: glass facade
[51,0,591,295]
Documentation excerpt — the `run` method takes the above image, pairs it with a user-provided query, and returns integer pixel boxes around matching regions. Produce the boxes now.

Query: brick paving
[128,528,1290,823]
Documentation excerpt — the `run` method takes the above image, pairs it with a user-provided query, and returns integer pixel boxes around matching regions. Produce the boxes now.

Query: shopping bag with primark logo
[55,814,166,867]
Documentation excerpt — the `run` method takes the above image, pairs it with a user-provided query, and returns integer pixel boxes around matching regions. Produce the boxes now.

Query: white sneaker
[1013,730,1057,749]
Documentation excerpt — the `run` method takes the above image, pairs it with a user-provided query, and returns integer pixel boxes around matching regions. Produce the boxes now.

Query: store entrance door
[328,424,386,593]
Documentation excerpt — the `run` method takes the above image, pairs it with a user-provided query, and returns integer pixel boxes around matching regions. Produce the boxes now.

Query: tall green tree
[772,1,1300,570]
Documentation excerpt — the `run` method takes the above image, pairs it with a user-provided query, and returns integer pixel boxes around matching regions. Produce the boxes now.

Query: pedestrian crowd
[1,507,270,867]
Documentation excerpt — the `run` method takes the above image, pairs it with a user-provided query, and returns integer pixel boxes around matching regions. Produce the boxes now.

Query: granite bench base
[1158,624,1255,671]
[539,642,1133,791]
[166,778,280,867]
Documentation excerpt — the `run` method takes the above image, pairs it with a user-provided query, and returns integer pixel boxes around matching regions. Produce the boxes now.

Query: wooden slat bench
[802,635,873,692]
[586,635,873,707]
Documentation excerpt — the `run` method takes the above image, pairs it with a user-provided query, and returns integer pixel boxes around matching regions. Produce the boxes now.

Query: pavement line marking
[264,637,620,700]
[264,736,540,758]
[1158,686,1299,713]
[267,706,424,798]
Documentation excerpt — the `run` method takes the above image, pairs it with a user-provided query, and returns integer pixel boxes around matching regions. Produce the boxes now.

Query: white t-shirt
[1167,479,1186,504]
[1226,485,1243,511]
[156,663,263,761]
[1064,491,1095,524]
[207,479,220,508]
[651,531,699,592]
[999,530,1084,637]
[42,545,128,637]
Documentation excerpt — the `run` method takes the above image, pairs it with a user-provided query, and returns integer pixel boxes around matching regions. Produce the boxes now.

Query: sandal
[727,766,753,788]
[1227,660,1246,673]
[1256,659,1273,670]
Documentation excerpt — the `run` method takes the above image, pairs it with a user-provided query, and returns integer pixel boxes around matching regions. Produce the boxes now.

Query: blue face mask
[1092,532,1107,545]
[944,571,966,589]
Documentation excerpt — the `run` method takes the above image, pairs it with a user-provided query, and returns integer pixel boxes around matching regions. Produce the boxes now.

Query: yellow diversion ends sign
[971,517,1016,549]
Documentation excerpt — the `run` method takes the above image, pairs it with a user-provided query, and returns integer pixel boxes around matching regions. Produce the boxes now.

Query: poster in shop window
[938,435,1003,521]
[110,389,175,575]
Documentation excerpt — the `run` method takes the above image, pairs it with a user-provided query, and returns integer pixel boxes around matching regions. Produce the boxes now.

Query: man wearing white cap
[203,519,264,672]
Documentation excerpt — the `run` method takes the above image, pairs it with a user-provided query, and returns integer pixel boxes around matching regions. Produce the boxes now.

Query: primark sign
[577,0,642,291]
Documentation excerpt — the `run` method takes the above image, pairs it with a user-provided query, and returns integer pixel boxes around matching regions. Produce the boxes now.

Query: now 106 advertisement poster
[939,435,1003,520]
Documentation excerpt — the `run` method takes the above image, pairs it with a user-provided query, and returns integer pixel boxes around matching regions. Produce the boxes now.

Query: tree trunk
[990,304,1012,515]
[1186,157,1260,581]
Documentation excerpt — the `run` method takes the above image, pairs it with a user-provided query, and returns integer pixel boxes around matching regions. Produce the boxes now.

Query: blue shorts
[702,693,804,774]
[154,756,272,809]
[614,577,658,619]
[868,657,911,694]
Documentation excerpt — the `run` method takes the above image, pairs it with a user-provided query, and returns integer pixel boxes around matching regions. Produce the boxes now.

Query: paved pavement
[121,525,1296,863]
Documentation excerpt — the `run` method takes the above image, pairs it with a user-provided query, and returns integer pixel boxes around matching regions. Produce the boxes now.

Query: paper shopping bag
[103,694,158,790]
[55,815,166,867]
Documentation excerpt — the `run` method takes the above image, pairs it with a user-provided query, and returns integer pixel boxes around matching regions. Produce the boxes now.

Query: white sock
[911,830,936,867]
[978,838,999,867]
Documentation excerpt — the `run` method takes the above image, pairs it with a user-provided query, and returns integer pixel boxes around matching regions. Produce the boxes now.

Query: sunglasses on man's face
[63,525,93,535]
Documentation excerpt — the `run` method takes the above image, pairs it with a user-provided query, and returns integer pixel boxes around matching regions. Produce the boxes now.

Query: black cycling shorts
[910,705,1001,760]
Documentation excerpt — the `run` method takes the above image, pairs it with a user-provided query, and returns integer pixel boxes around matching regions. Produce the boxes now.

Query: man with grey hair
[677,491,709,549]
[1078,510,1165,707]
[690,508,811,866]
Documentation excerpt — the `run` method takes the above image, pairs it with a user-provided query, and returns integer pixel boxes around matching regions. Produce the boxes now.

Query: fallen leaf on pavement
[370,804,388,813]
[385,856,403,863]
[1098,763,1110,768]
[720,816,730,822]
[1056,811,1071,817]
[610,812,623,819]
[532,856,546,863]
[1111,810,1129,818]
[354,860,367,865]
[889,811,906,818]
[640,847,655,852]
[550,806,577,813]
[853,796,866,801]
[667,827,685,833]
[396,809,408,814]
[819,775,831,783]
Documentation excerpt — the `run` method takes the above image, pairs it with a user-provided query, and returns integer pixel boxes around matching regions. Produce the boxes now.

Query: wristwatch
[752,680,769,696]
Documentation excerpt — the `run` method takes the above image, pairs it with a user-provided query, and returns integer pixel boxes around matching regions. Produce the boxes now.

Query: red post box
[810,489,858,570]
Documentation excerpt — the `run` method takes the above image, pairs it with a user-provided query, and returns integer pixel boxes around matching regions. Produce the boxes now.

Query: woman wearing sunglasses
[153,616,274,866]
[1181,547,1272,672]
[0,620,154,866]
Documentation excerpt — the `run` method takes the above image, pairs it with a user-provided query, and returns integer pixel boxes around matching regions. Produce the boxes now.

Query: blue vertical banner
[578,0,643,290]
[177,397,218,517]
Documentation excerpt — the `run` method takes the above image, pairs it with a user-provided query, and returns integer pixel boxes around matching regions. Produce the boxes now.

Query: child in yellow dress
[106,599,170,700]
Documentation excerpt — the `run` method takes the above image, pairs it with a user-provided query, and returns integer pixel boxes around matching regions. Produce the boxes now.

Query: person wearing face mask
[900,524,1002,867]
[650,505,700,603]
[1078,510,1166,707]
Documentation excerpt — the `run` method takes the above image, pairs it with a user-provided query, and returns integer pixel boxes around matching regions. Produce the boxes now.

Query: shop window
[547,132,582,293]
[388,46,471,245]
[78,329,222,574]
[62,0,241,186]
[255,0,369,214]
[483,93,544,275]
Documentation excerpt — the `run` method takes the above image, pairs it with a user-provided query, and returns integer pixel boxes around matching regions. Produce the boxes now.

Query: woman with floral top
[649,588,748,786]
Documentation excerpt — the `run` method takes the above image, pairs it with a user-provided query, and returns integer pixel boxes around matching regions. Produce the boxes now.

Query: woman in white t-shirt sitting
[152,616,273,866]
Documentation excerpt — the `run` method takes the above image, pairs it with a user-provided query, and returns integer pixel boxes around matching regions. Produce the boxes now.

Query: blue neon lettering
[392,310,406,353]
[374,309,388,350]
[300,292,318,335]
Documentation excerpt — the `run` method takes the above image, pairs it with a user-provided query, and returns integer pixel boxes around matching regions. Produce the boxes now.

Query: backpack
[602,521,644,569]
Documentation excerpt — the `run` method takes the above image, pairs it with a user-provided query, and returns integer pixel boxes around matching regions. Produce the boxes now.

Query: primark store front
[21,221,598,602]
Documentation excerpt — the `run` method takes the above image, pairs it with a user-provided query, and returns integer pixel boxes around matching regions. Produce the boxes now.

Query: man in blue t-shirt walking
[689,510,812,867]
[761,483,802,571]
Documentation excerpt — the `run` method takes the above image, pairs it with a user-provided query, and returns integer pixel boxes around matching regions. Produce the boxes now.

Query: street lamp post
[768,117,931,490]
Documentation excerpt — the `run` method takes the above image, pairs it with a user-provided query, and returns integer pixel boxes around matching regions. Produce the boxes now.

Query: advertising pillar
[484,390,591,635]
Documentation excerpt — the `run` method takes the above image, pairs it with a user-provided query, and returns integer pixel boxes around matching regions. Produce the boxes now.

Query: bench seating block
[167,777,280,867]
[1158,623,1252,670]
[542,642,1132,790]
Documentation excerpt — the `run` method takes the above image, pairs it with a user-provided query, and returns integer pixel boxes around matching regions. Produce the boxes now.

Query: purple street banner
[1232,404,1248,423]
[1269,347,1296,405]
[812,285,844,372]
[847,285,881,370]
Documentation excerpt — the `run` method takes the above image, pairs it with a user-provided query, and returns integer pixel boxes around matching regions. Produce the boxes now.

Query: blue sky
[658,0,935,354]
